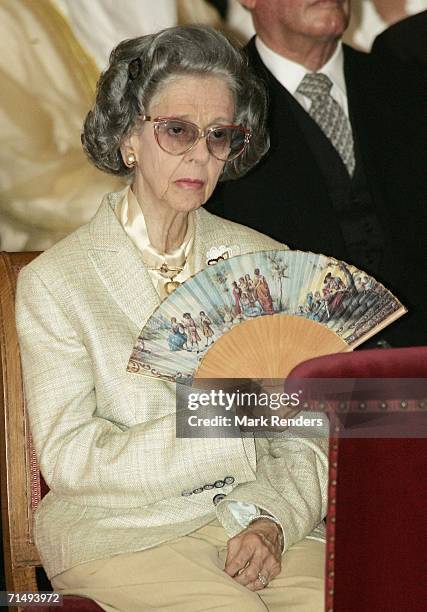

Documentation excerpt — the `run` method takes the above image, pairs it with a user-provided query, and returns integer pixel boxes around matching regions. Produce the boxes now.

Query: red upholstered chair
[288,348,427,612]
[0,252,102,611]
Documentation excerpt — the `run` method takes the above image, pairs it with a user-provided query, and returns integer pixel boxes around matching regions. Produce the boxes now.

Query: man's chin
[307,8,349,39]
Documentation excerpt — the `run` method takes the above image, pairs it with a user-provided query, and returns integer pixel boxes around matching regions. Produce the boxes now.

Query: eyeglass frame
[140,115,252,162]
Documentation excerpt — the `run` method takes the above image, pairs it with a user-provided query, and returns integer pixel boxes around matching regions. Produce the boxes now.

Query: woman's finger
[245,571,270,592]
[224,538,253,578]
[232,551,265,586]
[245,556,282,591]
[225,525,282,583]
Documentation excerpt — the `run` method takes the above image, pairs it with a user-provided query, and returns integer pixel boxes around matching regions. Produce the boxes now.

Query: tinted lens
[207,127,247,161]
[154,119,249,160]
[156,120,198,155]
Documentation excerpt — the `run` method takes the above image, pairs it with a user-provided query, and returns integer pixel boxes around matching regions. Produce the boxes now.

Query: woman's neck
[131,187,189,253]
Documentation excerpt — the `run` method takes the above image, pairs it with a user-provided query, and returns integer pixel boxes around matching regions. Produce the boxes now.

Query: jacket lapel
[87,191,160,329]
[87,193,244,328]
[192,207,242,272]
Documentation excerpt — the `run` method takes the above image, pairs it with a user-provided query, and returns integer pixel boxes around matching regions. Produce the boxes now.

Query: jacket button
[213,493,226,506]
[224,476,235,484]
[214,480,225,488]
[181,490,193,497]
[193,487,204,494]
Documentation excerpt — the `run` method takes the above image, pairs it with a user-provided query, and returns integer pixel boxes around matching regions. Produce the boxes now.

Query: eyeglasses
[141,116,251,162]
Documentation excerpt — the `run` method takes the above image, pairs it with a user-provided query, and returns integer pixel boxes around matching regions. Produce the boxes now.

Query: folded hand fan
[127,250,406,384]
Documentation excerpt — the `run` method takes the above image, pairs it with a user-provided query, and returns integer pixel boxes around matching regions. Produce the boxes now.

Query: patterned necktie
[296,72,355,176]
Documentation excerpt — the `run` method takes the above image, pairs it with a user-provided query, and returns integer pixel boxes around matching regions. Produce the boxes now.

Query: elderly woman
[16,26,327,612]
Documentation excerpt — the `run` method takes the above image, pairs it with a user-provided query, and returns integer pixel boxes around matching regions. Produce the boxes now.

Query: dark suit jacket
[372,10,427,65]
[206,41,427,347]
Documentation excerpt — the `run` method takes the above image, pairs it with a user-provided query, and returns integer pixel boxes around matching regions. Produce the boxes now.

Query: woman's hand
[224,519,283,591]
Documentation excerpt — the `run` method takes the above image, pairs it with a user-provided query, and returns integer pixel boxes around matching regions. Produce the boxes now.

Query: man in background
[206,0,427,347]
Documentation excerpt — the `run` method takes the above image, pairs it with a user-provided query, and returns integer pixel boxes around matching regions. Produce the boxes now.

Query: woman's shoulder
[197,207,287,252]
[19,223,91,284]
[17,191,120,286]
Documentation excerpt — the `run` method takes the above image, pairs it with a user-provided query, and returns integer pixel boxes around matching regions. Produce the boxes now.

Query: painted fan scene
[128,250,405,383]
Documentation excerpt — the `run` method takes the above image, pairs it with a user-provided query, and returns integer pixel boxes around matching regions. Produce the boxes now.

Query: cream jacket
[16,191,327,578]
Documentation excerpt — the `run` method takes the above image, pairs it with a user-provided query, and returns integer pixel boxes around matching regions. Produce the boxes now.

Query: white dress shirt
[255,36,350,117]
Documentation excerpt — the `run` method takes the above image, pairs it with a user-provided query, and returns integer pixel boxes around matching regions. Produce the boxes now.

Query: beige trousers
[52,520,325,611]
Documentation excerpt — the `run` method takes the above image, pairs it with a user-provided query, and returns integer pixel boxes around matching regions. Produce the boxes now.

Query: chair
[0,252,102,611]
[287,348,427,612]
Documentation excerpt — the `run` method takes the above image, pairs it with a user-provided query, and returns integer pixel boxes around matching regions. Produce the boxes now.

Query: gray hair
[82,25,269,181]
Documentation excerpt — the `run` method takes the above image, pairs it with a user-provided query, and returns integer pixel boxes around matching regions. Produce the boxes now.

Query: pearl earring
[126,152,137,167]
